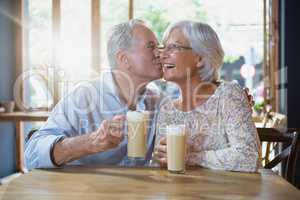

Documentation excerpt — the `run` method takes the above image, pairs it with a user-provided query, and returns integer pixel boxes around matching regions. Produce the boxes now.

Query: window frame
[18,0,279,111]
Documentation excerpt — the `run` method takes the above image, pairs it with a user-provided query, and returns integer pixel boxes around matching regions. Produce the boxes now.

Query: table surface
[0,111,49,121]
[0,166,299,200]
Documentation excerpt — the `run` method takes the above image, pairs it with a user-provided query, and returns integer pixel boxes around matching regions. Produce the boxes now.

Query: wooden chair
[257,128,300,187]
[286,131,300,187]
[260,112,287,164]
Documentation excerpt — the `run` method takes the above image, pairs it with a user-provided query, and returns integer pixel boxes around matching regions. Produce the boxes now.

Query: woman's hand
[153,136,167,167]
[243,87,255,107]
[90,115,125,153]
[186,152,200,166]
[153,134,199,167]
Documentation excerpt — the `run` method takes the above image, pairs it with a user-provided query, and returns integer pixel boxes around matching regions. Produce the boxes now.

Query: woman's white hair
[162,21,224,82]
[107,19,145,69]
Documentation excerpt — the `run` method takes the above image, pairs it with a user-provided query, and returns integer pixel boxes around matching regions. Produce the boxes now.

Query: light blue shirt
[25,70,160,169]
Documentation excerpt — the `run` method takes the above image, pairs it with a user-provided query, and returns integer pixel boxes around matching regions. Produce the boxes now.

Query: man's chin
[150,69,163,80]
[149,73,163,82]
[145,66,163,82]
[157,71,164,79]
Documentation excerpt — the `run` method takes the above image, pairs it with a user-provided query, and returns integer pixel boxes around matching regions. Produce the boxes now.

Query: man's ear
[116,51,130,69]
[196,55,205,68]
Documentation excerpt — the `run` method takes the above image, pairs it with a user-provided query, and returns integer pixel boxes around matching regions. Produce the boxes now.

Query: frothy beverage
[167,125,186,173]
[127,111,149,159]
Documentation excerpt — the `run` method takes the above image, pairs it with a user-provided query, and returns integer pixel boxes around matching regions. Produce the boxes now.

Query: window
[23,0,53,109]
[135,0,264,104]
[60,0,92,81]
[20,0,274,111]
[100,0,129,68]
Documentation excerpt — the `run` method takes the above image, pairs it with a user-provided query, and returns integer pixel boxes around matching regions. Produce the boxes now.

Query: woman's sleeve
[188,83,261,172]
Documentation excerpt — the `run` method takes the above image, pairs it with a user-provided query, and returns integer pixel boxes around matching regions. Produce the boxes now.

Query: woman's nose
[159,49,169,60]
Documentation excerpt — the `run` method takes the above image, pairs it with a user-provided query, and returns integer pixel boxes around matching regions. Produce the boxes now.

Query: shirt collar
[100,69,147,110]
[100,69,119,96]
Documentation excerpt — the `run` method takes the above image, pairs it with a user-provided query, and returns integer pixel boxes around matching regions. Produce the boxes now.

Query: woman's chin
[163,69,174,81]
[163,75,177,82]
[163,74,171,81]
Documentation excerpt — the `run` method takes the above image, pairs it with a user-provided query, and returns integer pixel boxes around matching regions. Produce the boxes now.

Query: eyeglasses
[160,43,192,53]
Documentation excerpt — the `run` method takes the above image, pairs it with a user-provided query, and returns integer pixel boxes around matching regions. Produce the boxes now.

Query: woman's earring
[196,57,204,69]
[196,62,204,69]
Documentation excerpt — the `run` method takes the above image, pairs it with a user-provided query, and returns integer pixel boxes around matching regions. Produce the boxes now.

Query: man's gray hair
[107,19,145,69]
[162,21,224,82]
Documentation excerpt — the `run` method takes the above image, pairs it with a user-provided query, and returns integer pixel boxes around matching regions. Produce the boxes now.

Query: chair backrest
[271,112,287,129]
[257,128,300,186]
[285,131,300,187]
[261,112,287,129]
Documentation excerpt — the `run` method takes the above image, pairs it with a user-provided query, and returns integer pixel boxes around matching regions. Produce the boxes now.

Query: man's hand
[53,115,126,166]
[90,115,126,153]
[153,136,167,167]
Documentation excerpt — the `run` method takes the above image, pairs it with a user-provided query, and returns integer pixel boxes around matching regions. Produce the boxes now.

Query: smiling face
[126,24,163,83]
[161,28,201,83]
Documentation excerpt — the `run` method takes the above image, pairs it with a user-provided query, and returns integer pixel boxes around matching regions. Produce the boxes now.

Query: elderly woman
[153,21,261,172]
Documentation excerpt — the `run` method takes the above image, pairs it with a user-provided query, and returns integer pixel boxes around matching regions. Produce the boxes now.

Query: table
[0,166,299,200]
[0,111,49,173]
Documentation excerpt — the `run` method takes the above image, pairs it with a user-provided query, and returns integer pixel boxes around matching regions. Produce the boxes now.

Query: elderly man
[25,19,162,169]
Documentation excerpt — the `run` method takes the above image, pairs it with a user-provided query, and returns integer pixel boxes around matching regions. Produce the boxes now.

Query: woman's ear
[196,55,205,68]
[116,51,130,69]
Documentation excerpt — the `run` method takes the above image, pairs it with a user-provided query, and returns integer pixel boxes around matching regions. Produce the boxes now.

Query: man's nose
[153,47,160,58]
